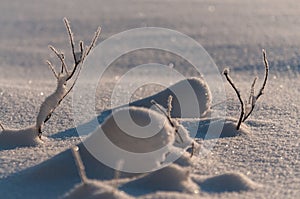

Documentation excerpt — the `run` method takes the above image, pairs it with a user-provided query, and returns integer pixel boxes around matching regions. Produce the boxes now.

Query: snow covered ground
[0,0,299,198]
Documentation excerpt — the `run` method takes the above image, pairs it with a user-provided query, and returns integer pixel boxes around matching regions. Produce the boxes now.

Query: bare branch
[64,18,100,80]
[82,27,101,60]
[256,49,269,99]
[71,146,88,184]
[46,60,58,79]
[190,142,195,158]
[242,50,269,122]
[243,77,257,122]
[63,18,77,65]
[248,77,257,104]
[113,160,124,188]
[210,99,229,109]
[151,100,171,123]
[63,17,84,80]
[167,95,173,118]
[79,41,84,55]
[49,45,69,75]
[37,18,101,137]
[43,63,83,124]
[223,68,244,130]
[151,99,184,143]
[0,122,5,131]
[65,26,100,82]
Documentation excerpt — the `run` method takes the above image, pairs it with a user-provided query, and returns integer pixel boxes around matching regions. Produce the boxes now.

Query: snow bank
[173,152,194,167]
[120,164,200,196]
[198,172,261,193]
[0,143,138,198]
[0,106,196,198]
[129,77,212,118]
[62,180,133,199]
[93,106,176,153]
[0,126,42,149]
[182,117,250,140]
[83,106,196,172]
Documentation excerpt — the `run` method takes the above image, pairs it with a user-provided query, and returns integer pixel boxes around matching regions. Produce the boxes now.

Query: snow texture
[120,164,200,196]
[0,0,300,198]
[128,77,212,118]
[0,126,42,149]
[96,106,176,153]
[197,172,261,193]
[62,180,134,199]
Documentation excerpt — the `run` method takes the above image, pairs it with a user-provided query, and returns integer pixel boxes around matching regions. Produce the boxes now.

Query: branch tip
[71,146,88,183]
[0,122,5,131]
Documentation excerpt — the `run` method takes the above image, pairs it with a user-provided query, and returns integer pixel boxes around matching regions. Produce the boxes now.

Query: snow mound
[171,119,195,149]
[62,180,133,199]
[173,152,194,167]
[121,164,200,196]
[141,192,199,199]
[0,126,43,149]
[94,106,176,153]
[129,77,212,118]
[199,172,261,193]
[0,106,195,197]
[0,143,138,198]
[83,106,196,172]
[219,118,249,137]
[23,144,138,181]
[191,117,250,139]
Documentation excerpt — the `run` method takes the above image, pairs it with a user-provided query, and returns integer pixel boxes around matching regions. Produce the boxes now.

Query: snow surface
[62,180,134,199]
[0,126,42,149]
[1,0,300,198]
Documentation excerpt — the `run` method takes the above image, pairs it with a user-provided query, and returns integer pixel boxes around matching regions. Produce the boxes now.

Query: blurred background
[0,0,300,79]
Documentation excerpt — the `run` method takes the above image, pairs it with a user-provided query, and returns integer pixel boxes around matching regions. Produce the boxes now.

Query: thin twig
[64,18,77,65]
[190,142,195,158]
[63,63,82,99]
[71,146,88,184]
[151,100,170,122]
[0,122,5,131]
[46,60,58,79]
[167,95,173,118]
[79,41,84,55]
[210,99,228,109]
[223,68,244,130]
[39,18,101,136]
[82,27,101,60]
[63,17,81,81]
[151,100,184,143]
[49,45,69,75]
[243,77,257,121]
[43,63,83,124]
[42,19,100,124]
[113,160,124,188]
[248,77,257,105]
[242,50,269,122]
[257,49,269,99]
[65,27,100,82]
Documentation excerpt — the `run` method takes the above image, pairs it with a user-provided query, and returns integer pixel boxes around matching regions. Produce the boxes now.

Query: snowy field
[0,0,299,198]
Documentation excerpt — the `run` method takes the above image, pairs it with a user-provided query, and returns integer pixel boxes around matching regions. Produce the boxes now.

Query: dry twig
[36,18,101,137]
[242,50,269,122]
[223,50,269,130]
[72,146,88,183]
[0,122,4,131]
[151,98,184,143]
[223,68,244,130]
